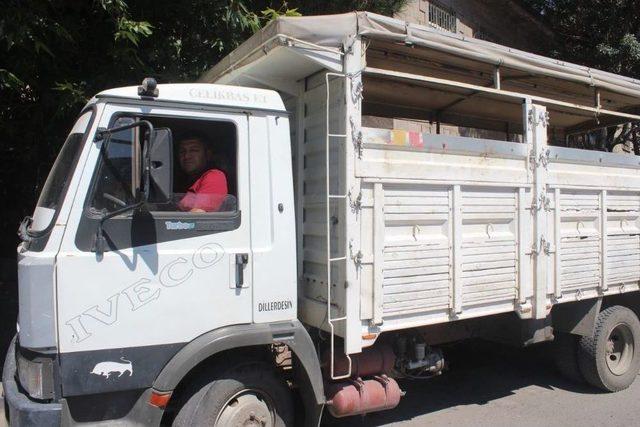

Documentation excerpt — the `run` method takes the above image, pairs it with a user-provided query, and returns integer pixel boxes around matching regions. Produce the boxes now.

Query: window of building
[473,28,496,43]
[428,2,457,33]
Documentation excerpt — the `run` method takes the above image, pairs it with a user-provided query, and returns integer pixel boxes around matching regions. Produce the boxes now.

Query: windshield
[30,110,93,232]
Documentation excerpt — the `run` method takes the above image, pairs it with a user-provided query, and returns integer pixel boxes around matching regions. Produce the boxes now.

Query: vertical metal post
[452,184,463,315]
[324,71,351,380]
[343,38,364,356]
[518,187,531,308]
[295,84,306,285]
[372,183,384,325]
[600,190,608,293]
[525,100,551,319]
[554,188,562,299]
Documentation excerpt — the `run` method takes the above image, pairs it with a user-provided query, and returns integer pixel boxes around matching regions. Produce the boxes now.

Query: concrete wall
[395,0,554,54]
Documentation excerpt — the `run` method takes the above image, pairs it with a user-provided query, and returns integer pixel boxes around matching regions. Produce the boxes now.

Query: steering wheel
[103,192,127,208]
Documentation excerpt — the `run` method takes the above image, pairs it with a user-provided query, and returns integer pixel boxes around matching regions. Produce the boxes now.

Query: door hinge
[530,236,554,256]
[530,193,552,212]
[350,117,363,158]
[348,189,362,212]
[528,109,550,128]
[351,80,364,104]
[349,239,363,268]
[529,148,550,170]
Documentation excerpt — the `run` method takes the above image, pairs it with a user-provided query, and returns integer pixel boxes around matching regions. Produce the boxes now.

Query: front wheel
[173,361,294,427]
[578,305,640,392]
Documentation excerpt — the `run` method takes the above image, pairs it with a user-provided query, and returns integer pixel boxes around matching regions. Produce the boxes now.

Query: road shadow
[323,339,603,426]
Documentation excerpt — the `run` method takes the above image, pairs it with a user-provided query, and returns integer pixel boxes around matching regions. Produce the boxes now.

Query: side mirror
[145,127,173,203]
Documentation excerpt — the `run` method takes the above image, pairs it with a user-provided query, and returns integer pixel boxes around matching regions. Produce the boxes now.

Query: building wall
[395,0,554,54]
[382,1,556,141]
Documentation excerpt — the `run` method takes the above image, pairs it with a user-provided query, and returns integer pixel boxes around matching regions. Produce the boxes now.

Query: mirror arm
[97,119,155,203]
[97,120,154,140]
[92,120,158,255]
[92,201,144,255]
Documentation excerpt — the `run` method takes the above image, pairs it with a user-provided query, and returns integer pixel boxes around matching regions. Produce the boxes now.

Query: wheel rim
[605,323,634,376]
[215,388,275,427]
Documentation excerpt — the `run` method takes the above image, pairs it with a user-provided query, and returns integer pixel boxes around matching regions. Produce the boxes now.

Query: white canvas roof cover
[204,11,640,105]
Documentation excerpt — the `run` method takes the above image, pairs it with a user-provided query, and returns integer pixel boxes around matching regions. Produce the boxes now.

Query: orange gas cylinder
[326,376,403,418]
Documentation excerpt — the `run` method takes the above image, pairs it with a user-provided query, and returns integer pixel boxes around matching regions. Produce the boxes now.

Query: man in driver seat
[177,133,228,212]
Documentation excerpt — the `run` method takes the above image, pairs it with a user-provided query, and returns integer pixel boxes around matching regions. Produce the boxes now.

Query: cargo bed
[204,12,640,358]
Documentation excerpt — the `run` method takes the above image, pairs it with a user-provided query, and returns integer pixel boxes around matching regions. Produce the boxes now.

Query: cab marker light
[149,390,172,409]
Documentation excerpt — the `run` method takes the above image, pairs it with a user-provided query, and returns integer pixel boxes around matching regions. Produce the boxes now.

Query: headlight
[16,350,54,400]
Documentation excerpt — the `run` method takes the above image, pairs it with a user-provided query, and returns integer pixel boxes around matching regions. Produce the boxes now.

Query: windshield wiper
[17,216,33,242]
[92,201,144,255]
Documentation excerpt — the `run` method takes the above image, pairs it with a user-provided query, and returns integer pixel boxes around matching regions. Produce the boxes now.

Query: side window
[90,117,137,212]
[172,124,237,214]
[89,116,238,215]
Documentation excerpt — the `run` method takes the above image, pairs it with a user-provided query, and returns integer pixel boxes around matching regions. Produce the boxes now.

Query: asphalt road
[2,340,639,427]
[324,340,640,427]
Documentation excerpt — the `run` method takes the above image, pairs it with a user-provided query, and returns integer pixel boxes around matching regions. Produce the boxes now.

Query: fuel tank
[325,376,402,418]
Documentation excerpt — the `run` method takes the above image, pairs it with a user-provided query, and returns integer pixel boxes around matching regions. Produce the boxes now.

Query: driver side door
[55,103,253,396]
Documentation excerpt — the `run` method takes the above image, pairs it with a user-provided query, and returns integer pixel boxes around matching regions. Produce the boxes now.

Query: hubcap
[605,323,634,376]
[215,389,275,427]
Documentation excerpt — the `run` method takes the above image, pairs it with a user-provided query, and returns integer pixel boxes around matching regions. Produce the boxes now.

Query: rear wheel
[553,332,583,383]
[173,361,294,427]
[577,306,640,392]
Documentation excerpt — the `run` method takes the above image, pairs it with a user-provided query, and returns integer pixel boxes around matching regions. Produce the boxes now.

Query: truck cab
[3,80,323,426]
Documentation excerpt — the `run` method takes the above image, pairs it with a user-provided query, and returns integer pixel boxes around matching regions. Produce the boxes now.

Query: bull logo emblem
[90,357,133,378]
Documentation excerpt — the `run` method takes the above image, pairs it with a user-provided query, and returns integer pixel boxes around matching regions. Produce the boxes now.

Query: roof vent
[138,77,159,97]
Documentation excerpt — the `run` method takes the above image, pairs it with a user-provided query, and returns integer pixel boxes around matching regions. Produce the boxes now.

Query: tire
[577,305,640,392]
[173,361,294,427]
[553,332,584,383]
[4,396,9,425]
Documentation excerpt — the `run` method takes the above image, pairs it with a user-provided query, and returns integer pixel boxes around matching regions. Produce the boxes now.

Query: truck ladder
[324,71,352,380]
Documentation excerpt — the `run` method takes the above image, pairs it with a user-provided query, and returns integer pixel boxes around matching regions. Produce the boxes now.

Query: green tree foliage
[524,0,640,78]
[523,1,640,153]
[0,0,407,258]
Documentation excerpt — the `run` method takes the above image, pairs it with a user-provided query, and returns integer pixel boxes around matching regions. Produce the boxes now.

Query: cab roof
[94,83,286,112]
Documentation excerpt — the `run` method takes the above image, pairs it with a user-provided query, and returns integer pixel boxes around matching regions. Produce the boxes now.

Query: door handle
[235,253,249,288]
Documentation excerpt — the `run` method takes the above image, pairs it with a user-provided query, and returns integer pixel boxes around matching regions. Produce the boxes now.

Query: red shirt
[179,169,228,212]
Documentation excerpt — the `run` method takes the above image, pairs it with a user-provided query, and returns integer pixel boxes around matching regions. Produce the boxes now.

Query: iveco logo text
[258,300,293,312]
[165,221,195,230]
[65,243,225,343]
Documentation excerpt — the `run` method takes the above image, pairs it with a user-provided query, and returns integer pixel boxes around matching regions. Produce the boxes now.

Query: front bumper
[2,337,61,427]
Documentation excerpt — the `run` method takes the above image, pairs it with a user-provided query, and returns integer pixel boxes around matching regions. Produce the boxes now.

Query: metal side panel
[356,127,533,332]
[298,74,348,337]
[558,190,601,295]
[606,191,640,287]
[379,183,452,318]
[548,146,640,303]
[549,187,640,302]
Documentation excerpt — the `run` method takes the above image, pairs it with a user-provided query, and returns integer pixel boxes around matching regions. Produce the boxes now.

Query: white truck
[5,11,640,427]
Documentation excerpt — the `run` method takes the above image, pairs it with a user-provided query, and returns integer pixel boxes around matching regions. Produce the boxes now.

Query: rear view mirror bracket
[144,127,174,205]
